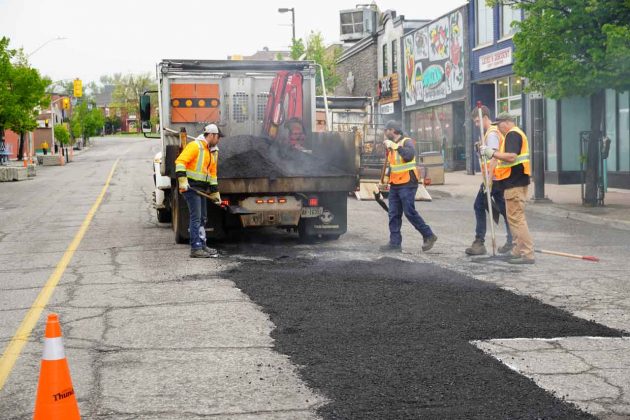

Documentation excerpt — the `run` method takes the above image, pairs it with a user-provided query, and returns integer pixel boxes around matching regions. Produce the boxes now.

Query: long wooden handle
[379,150,389,184]
[536,249,600,262]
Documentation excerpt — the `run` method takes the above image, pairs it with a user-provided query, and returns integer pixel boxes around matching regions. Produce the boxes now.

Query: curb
[429,187,630,232]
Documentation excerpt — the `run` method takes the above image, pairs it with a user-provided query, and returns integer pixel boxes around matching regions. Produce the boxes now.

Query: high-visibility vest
[175,139,218,185]
[481,125,504,178]
[388,137,419,185]
[495,126,530,181]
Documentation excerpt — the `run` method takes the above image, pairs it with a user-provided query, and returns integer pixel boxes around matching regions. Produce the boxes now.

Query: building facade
[402,5,470,171]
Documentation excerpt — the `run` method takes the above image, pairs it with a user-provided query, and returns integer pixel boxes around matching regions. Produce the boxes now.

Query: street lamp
[27,36,68,58]
[278,7,295,42]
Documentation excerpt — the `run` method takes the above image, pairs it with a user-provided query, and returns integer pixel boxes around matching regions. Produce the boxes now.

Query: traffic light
[62,97,70,109]
[73,79,82,98]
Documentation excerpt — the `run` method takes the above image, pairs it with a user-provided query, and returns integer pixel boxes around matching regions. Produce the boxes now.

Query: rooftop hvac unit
[339,7,377,42]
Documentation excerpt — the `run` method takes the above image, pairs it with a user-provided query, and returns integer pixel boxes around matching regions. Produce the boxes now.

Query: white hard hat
[203,123,224,137]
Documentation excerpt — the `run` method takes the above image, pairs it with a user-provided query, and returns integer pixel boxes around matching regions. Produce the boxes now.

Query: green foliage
[110,73,157,116]
[0,36,50,159]
[489,0,630,99]
[70,101,105,143]
[54,124,70,145]
[290,38,305,60]
[302,32,342,95]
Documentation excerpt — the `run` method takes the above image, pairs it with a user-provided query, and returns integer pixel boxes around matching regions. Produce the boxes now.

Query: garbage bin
[419,151,444,185]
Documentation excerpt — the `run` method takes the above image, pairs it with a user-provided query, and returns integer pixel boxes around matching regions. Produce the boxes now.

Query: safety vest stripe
[175,163,186,172]
[186,171,217,184]
[497,153,530,168]
[390,162,417,172]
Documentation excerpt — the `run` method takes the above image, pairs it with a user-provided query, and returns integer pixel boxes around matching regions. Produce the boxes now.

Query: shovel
[373,151,389,213]
[189,187,256,215]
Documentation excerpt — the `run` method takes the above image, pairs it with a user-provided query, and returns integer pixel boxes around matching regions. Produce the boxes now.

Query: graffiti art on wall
[414,29,429,60]
[404,9,465,106]
[448,11,464,91]
[404,35,416,106]
[429,17,449,62]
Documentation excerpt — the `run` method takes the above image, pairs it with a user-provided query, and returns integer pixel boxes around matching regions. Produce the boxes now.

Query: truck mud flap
[299,192,348,239]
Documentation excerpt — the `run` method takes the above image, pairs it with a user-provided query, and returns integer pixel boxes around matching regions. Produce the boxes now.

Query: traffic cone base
[33,314,80,420]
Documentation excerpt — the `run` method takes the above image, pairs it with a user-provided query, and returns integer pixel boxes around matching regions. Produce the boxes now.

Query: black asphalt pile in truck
[218,135,349,179]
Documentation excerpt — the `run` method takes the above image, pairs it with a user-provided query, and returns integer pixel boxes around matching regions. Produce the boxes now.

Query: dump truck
[142,59,360,243]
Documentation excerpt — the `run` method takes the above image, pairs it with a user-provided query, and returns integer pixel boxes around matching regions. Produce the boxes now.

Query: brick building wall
[334,37,378,98]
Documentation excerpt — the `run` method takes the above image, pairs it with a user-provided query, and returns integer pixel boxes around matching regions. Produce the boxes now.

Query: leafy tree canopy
[489,0,630,99]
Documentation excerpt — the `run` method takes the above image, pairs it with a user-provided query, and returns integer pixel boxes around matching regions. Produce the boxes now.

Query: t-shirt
[485,130,500,181]
[496,130,530,191]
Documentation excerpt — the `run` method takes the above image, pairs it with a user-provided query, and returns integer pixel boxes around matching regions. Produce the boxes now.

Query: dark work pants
[473,182,512,243]
[388,185,433,246]
[183,189,207,250]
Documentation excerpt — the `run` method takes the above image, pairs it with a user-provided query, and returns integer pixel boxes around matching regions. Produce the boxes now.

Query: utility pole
[278,8,296,43]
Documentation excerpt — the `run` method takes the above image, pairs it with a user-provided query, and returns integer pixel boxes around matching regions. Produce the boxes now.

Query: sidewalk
[429,171,630,231]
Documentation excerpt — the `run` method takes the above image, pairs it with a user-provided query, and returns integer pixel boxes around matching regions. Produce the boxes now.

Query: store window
[605,89,617,171]
[619,91,630,171]
[391,40,398,74]
[382,43,388,76]
[545,99,558,171]
[560,96,590,171]
[500,5,521,38]
[495,76,524,126]
[476,0,494,46]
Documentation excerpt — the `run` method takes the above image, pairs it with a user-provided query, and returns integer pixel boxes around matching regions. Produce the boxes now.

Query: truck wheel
[172,190,189,244]
[156,208,171,223]
[297,221,316,243]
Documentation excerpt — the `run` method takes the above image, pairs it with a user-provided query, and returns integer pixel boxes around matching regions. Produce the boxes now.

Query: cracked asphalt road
[1,136,629,419]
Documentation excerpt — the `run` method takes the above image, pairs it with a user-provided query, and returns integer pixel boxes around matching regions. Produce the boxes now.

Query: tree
[290,38,305,60]
[488,0,630,205]
[110,73,157,117]
[0,37,50,160]
[54,124,70,145]
[70,101,105,144]
[300,32,342,95]
[0,37,17,152]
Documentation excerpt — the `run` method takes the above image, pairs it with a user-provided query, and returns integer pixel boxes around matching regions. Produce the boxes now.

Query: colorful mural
[404,35,416,106]
[403,8,466,107]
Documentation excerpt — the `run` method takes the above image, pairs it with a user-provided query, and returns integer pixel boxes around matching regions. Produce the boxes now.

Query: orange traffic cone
[33,314,80,420]
[23,157,27,168]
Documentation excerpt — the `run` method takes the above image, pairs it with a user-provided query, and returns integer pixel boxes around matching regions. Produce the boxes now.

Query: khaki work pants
[504,185,534,260]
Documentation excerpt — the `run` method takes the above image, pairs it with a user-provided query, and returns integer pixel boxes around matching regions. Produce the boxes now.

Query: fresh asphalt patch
[222,256,623,419]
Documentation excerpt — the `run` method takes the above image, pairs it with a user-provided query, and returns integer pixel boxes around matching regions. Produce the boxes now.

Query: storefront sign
[378,73,400,104]
[479,47,513,72]
[380,103,395,114]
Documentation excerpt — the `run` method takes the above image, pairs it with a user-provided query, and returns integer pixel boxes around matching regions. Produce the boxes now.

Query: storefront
[544,90,630,189]
[402,6,469,171]
[469,1,526,172]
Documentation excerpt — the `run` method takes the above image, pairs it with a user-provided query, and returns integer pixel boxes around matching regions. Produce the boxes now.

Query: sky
[0,0,466,85]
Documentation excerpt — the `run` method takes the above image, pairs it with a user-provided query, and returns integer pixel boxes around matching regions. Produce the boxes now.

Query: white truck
[142,59,360,243]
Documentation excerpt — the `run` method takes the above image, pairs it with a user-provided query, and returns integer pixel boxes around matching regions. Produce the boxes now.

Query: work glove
[178,176,189,193]
[479,145,495,160]
[383,139,399,150]
[208,191,221,205]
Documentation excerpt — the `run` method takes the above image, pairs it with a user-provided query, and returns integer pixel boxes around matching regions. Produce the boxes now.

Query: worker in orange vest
[379,120,437,253]
[175,124,223,258]
[480,112,534,264]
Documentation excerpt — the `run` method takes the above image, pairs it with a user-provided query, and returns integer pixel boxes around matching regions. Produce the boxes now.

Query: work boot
[203,245,219,257]
[422,234,438,252]
[507,256,535,265]
[498,242,514,254]
[379,243,402,252]
[465,239,487,256]
[190,248,215,258]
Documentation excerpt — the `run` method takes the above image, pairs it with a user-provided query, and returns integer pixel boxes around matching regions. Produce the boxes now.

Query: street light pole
[278,8,295,43]
[27,36,68,58]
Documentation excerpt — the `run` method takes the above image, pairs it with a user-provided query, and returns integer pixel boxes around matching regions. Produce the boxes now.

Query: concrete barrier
[0,166,29,181]
[42,155,64,166]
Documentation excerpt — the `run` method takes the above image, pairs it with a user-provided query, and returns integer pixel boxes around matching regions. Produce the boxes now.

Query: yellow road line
[0,158,120,390]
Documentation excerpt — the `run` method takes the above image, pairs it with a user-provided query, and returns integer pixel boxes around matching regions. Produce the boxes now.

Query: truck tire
[297,220,316,243]
[172,189,189,244]
[156,208,171,223]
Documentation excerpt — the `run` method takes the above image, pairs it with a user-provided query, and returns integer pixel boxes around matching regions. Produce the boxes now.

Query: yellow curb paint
[0,158,120,390]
